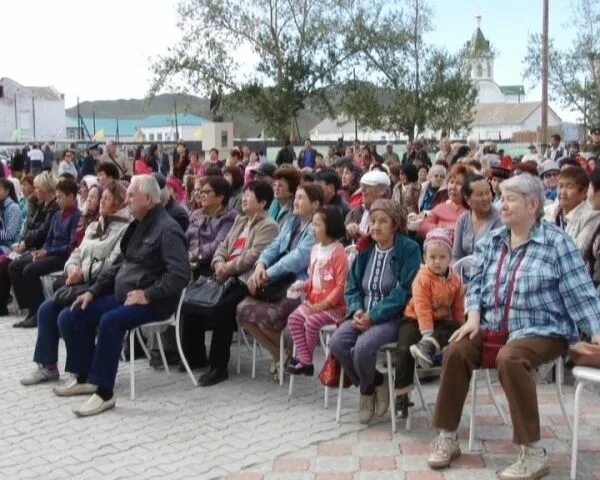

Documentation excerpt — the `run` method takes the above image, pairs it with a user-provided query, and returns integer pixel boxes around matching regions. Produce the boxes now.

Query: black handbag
[183,275,236,314]
[52,283,91,306]
[252,273,296,303]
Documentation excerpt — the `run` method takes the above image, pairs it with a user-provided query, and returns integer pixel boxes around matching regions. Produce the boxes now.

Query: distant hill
[66,93,323,140]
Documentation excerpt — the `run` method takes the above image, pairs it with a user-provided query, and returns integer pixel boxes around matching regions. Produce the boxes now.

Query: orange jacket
[404,264,465,332]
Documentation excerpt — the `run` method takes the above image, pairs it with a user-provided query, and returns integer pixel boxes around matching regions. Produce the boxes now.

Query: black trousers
[183,281,247,370]
[0,257,13,312]
[394,318,459,390]
[8,253,66,315]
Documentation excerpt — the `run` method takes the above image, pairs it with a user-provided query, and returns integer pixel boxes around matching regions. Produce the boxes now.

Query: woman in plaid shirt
[426,173,600,480]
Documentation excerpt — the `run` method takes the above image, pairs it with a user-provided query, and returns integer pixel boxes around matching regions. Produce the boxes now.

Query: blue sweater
[0,198,24,252]
[43,208,81,258]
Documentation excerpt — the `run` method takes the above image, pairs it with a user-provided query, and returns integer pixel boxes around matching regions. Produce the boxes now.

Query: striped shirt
[466,220,600,343]
[362,245,396,312]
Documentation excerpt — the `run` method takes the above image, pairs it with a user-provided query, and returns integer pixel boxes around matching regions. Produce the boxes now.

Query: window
[149,133,155,141]
[476,64,483,78]
[157,133,163,141]
[487,63,492,78]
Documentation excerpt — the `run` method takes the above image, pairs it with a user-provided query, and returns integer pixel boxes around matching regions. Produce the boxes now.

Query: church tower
[466,15,494,81]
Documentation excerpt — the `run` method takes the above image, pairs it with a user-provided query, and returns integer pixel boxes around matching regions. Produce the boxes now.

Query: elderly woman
[188,181,279,387]
[329,199,421,424]
[78,176,98,210]
[427,173,600,479]
[417,164,470,240]
[452,174,502,263]
[418,164,448,212]
[268,167,301,228]
[19,181,130,386]
[0,179,24,256]
[237,184,324,378]
[181,176,237,368]
[392,163,421,216]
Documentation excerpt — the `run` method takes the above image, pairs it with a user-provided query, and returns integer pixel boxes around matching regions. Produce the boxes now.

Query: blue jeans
[58,294,160,390]
[328,319,399,394]
[33,299,67,368]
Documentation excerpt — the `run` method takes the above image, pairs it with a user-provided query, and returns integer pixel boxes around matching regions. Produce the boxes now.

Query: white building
[308,116,402,143]
[0,77,65,142]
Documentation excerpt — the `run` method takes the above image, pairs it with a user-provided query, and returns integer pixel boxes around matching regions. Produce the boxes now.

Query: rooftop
[65,113,208,136]
[466,15,493,56]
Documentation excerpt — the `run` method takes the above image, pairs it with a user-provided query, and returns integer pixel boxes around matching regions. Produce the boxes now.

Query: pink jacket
[302,242,348,314]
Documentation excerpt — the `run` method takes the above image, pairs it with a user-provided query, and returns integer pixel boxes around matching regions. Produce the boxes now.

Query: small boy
[394,228,465,415]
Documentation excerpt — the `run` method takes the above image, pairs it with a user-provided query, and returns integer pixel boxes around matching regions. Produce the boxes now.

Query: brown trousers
[432,333,566,444]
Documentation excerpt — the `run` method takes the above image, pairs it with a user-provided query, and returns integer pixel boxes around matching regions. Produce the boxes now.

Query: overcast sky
[2,0,579,121]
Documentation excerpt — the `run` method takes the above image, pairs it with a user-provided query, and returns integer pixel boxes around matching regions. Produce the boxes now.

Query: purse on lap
[183,275,236,314]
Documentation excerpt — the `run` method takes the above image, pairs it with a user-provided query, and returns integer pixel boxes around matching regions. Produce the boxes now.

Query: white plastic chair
[40,270,64,300]
[335,341,429,432]
[128,288,197,400]
[235,325,287,385]
[570,366,600,479]
[287,323,337,407]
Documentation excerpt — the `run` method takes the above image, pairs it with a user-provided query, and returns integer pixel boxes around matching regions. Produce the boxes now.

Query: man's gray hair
[428,164,447,180]
[131,174,161,205]
[500,173,545,221]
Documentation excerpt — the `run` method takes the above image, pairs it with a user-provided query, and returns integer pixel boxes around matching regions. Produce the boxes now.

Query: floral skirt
[236,296,302,333]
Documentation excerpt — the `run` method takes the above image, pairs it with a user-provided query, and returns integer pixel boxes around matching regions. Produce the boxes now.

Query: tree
[339,0,476,140]
[523,0,600,129]
[149,0,352,141]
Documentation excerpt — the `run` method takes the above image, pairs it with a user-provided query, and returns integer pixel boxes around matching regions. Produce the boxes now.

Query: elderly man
[100,140,133,178]
[54,175,190,417]
[435,137,453,164]
[345,170,391,241]
[383,143,400,164]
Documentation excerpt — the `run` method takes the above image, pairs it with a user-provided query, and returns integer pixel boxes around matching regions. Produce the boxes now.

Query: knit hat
[423,228,453,253]
[369,199,405,232]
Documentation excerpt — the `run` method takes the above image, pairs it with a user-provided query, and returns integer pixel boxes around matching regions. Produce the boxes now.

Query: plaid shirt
[467,220,600,343]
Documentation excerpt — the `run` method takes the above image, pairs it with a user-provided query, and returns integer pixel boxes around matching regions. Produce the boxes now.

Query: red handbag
[319,354,352,388]
[480,243,527,369]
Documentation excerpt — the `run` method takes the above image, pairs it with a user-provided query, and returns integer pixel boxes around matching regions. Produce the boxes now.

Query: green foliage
[522,0,600,127]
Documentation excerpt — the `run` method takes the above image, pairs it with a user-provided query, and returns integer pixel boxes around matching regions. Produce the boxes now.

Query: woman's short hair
[315,206,346,239]
[243,180,274,210]
[56,179,79,198]
[449,163,471,181]
[500,173,545,221]
[274,166,302,194]
[0,178,18,203]
[462,174,493,209]
[299,183,325,206]
[400,163,419,183]
[97,162,120,179]
[559,166,589,192]
[428,164,447,181]
[204,175,232,206]
[131,174,161,205]
[33,171,57,192]
[104,180,127,209]
[21,175,34,187]
[223,165,243,190]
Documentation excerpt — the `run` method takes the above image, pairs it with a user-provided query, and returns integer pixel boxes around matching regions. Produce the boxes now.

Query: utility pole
[77,96,81,140]
[14,92,18,132]
[174,99,179,141]
[541,0,549,152]
[584,78,588,147]
[353,68,358,141]
[31,96,36,140]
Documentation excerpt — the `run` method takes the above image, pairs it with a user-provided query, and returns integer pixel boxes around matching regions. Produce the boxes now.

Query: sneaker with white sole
[375,377,390,417]
[73,394,116,417]
[410,336,439,369]
[358,394,375,424]
[20,366,59,386]
[53,377,97,397]
[427,433,461,469]
[499,446,549,480]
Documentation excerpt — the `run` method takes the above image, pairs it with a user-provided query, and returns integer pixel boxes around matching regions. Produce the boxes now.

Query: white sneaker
[20,366,59,386]
[53,377,97,397]
[358,394,375,424]
[73,394,116,417]
[427,433,461,469]
[375,377,390,417]
[499,446,549,480]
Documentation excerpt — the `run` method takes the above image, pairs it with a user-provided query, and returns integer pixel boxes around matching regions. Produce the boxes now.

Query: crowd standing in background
[4,133,600,479]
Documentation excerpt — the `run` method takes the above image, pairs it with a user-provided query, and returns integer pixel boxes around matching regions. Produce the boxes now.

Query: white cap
[360,170,391,187]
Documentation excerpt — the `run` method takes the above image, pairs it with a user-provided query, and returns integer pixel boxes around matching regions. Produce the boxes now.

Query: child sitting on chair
[394,228,465,416]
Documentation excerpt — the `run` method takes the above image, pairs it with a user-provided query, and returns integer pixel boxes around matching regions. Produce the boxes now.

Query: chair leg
[130,330,136,400]
[570,381,584,480]
[155,331,170,376]
[251,338,257,379]
[175,309,198,387]
[486,369,508,424]
[414,365,430,416]
[555,358,573,433]
[468,370,478,451]
[236,328,242,375]
[336,367,344,423]
[279,331,285,387]
[134,328,151,360]
[386,350,396,433]
[288,344,297,397]
[323,332,331,408]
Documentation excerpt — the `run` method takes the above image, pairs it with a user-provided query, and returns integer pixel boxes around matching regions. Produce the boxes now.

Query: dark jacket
[329,194,351,219]
[345,234,421,324]
[43,208,82,258]
[187,207,236,264]
[88,204,191,320]
[165,198,190,233]
[80,155,98,177]
[11,152,25,171]
[275,146,296,166]
[21,199,60,250]
[159,152,170,176]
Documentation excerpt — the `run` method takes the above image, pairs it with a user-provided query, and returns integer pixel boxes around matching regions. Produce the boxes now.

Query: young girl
[286,206,349,375]
[394,228,464,414]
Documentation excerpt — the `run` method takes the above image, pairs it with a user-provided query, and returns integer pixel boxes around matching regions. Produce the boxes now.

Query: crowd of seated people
[8,138,600,480]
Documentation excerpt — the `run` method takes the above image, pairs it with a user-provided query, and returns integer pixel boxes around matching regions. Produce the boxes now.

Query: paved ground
[2,314,600,480]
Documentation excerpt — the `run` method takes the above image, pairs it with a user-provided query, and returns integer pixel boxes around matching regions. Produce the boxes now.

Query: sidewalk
[2,314,600,479]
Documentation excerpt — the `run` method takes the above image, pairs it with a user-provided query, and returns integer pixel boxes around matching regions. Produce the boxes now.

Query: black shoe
[285,363,314,376]
[395,393,414,419]
[199,368,228,387]
[13,315,37,328]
